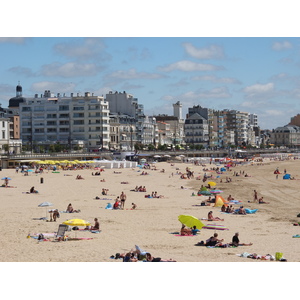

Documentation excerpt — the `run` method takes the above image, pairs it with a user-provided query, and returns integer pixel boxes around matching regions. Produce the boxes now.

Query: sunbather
[197,233,224,246]
[90,218,100,230]
[146,253,176,262]
[180,224,192,236]
[66,203,79,213]
[208,211,224,221]
[230,232,253,247]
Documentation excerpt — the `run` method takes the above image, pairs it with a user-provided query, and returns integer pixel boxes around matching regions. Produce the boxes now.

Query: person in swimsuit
[120,191,126,209]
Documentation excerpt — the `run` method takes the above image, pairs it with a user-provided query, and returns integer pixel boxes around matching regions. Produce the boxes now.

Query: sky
[1,2,300,132]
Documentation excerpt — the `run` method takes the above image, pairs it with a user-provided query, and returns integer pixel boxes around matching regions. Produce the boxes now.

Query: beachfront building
[18,90,110,152]
[222,110,249,146]
[184,112,209,148]
[0,111,10,154]
[156,121,172,146]
[109,113,136,151]
[0,104,22,154]
[106,91,157,147]
[270,125,300,147]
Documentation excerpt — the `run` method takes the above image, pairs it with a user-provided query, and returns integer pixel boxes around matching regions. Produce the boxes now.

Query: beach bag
[275,252,283,261]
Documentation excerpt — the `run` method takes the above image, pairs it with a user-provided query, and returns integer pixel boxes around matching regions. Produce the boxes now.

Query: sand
[1,157,300,262]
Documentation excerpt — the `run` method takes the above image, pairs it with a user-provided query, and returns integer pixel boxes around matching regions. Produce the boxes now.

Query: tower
[16,81,22,97]
[173,101,182,120]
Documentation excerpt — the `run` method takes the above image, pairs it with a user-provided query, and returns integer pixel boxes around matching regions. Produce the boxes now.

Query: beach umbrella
[63,219,91,238]
[38,202,53,219]
[178,215,204,229]
[199,191,212,196]
[202,224,228,230]
[63,219,90,227]
[207,181,216,187]
[1,177,11,180]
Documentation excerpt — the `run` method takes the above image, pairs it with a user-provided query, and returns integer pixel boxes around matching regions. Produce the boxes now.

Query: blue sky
[1,2,299,130]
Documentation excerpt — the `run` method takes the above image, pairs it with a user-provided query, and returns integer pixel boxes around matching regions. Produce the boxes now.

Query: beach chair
[55,224,68,241]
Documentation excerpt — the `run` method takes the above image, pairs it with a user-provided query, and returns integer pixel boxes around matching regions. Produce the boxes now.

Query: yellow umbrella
[178,215,204,229]
[207,181,216,187]
[63,219,91,238]
[63,219,90,227]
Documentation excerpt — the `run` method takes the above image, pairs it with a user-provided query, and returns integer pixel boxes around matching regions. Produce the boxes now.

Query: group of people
[180,225,200,236]
[133,186,146,192]
[113,245,176,262]
[197,232,252,248]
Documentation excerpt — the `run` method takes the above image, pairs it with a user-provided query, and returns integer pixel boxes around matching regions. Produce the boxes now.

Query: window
[73,106,84,111]
[22,107,31,112]
[47,114,57,118]
[59,105,69,111]
[74,120,84,125]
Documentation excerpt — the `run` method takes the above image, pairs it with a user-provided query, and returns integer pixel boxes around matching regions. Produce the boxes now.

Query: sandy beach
[1,157,300,263]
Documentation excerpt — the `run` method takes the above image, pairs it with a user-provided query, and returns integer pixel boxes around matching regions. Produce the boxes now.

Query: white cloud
[272,41,292,51]
[162,87,231,102]
[30,81,77,93]
[192,75,241,84]
[40,62,101,77]
[183,43,224,59]
[159,60,223,72]
[107,68,163,80]
[54,38,110,61]
[243,82,274,98]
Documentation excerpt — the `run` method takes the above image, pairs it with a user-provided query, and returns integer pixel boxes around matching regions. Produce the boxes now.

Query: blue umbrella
[2,177,11,180]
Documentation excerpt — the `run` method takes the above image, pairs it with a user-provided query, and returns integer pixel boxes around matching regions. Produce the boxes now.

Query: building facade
[19,91,110,152]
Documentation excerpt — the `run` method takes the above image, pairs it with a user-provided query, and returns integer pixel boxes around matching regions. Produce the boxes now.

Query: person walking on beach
[120,191,127,209]
[253,190,258,202]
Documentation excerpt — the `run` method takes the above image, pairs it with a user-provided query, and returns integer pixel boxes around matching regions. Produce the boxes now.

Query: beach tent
[220,167,226,172]
[283,174,291,179]
[214,195,228,207]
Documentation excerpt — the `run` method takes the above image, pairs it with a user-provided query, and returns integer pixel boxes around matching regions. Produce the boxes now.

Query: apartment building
[109,113,136,151]
[19,90,110,151]
[106,91,157,146]
[270,125,300,147]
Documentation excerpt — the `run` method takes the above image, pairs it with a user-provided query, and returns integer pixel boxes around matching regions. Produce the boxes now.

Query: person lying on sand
[208,211,224,221]
[146,253,176,262]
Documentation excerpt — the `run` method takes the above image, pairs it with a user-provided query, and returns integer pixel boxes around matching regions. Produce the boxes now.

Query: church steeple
[16,81,22,97]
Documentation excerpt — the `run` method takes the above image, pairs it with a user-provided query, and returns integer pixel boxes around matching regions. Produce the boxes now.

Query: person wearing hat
[238,206,246,215]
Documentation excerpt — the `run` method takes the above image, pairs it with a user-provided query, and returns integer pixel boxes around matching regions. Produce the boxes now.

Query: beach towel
[245,208,258,214]
[174,234,196,237]
[105,203,113,209]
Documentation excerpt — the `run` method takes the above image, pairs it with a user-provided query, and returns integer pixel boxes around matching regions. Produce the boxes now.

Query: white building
[19,91,110,151]
[106,91,157,146]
